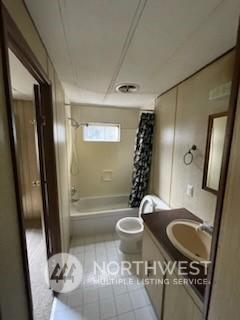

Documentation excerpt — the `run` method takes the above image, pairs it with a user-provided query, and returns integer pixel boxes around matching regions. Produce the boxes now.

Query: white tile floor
[50,233,157,320]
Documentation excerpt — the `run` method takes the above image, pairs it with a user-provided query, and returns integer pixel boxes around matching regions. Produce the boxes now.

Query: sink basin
[166,219,212,263]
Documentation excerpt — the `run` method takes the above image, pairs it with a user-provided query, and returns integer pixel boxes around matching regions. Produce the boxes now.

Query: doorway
[0,4,62,319]
[8,49,53,320]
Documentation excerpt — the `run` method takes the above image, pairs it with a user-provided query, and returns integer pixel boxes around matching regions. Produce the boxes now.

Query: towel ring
[183,145,197,165]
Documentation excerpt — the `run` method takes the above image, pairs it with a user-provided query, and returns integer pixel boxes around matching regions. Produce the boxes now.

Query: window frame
[82,122,121,142]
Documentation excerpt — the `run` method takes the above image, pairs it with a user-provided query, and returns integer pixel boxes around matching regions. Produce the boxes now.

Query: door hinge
[39,115,46,126]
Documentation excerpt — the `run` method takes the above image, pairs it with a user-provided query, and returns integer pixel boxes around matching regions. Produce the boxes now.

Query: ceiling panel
[25,0,80,84]
[114,0,224,93]
[25,0,240,108]
[61,0,139,94]
[150,0,240,95]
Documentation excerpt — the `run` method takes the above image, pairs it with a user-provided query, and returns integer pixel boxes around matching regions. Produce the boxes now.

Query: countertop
[142,208,207,300]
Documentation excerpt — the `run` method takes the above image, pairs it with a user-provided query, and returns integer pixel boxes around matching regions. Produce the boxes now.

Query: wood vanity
[142,208,206,320]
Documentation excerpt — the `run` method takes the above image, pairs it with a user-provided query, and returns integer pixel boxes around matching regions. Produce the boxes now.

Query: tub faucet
[71,186,77,197]
[197,221,214,235]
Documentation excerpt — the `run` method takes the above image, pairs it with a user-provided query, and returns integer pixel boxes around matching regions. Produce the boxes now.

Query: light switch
[186,184,194,198]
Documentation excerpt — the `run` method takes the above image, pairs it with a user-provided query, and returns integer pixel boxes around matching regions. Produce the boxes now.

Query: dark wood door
[34,84,62,258]
[13,99,44,223]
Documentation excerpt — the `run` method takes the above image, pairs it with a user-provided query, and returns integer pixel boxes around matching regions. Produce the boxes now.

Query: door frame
[204,20,240,318]
[0,3,62,319]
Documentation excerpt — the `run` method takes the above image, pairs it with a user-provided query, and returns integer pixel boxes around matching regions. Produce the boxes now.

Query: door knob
[32,180,41,187]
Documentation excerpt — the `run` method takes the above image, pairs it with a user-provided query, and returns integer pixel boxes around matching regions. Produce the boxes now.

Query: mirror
[203,112,228,194]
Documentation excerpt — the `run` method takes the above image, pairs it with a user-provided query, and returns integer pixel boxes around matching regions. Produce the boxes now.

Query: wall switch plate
[186,184,194,198]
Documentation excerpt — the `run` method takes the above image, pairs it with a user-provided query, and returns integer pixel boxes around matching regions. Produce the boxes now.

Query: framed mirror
[203,112,228,194]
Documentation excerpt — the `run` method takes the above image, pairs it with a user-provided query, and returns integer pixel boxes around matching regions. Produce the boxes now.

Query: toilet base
[119,238,142,254]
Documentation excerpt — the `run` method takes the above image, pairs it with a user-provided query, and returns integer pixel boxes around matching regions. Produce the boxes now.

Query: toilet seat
[116,217,143,237]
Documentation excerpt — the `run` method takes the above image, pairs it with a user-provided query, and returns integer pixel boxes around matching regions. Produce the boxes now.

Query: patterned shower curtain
[129,112,155,207]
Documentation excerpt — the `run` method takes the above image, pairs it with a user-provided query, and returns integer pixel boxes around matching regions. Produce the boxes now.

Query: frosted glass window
[83,123,120,142]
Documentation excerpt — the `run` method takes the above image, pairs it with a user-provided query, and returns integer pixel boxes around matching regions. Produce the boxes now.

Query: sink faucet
[197,221,214,235]
[71,186,77,197]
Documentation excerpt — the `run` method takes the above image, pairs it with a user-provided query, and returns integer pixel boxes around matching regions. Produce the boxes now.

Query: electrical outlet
[186,184,194,198]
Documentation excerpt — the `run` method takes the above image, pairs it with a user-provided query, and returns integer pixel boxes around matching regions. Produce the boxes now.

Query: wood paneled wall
[151,51,234,224]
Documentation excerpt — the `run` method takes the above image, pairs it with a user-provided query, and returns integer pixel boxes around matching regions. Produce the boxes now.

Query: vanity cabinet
[142,229,165,318]
[142,227,203,320]
[163,273,202,320]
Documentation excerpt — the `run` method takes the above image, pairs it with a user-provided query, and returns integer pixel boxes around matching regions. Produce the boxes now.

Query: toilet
[116,195,170,254]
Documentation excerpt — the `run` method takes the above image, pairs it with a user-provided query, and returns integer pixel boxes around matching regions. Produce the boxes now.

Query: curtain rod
[140,109,155,113]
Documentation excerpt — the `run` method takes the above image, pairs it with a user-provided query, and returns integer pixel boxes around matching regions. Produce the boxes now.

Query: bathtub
[70,194,139,237]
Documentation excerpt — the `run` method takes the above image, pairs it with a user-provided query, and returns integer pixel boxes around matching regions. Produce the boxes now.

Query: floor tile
[118,311,135,320]
[134,306,158,320]
[68,289,83,308]
[112,282,128,296]
[83,302,99,320]
[129,289,150,309]
[52,234,156,320]
[98,285,114,300]
[126,276,144,292]
[115,293,132,315]
[83,286,98,304]
[100,297,117,320]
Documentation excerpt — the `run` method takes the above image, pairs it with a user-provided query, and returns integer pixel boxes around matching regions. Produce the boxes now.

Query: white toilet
[116,195,170,254]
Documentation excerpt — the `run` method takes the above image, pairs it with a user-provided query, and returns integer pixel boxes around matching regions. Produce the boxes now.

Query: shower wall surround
[70,105,139,198]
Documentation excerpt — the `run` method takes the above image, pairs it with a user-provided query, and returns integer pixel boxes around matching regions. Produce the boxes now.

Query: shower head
[68,117,81,128]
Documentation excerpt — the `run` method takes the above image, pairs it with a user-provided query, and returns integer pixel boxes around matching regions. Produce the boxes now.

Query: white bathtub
[70,194,139,237]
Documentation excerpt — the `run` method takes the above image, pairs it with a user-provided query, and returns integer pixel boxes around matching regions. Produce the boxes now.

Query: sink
[166,219,212,263]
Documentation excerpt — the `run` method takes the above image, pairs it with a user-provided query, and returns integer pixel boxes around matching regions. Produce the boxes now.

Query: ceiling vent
[115,83,139,94]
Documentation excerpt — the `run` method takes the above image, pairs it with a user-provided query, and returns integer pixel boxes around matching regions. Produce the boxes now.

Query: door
[13,99,43,223]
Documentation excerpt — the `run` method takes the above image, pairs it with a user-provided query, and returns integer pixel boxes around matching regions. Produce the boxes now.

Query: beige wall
[0,1,70,318]
[151,88,177,204]
[151,52,234,223]
[71,105,139,198]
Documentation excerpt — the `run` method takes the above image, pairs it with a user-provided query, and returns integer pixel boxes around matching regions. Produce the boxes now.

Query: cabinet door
[163,273,202,320]
[142,230,165,319]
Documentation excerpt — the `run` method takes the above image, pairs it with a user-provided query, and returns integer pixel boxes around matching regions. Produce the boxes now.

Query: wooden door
[13,99,43,223]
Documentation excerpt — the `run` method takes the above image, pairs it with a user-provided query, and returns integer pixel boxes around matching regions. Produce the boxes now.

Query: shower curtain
[129,112,155,208]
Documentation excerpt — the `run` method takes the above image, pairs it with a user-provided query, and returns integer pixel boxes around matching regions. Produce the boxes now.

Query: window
[83,123,120,142]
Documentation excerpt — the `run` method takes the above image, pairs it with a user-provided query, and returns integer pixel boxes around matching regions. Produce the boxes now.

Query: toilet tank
[139,195,170,217]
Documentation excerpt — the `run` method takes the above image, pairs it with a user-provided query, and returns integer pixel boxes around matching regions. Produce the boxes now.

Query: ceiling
[9,49,37,100]
[25,0,240,108]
